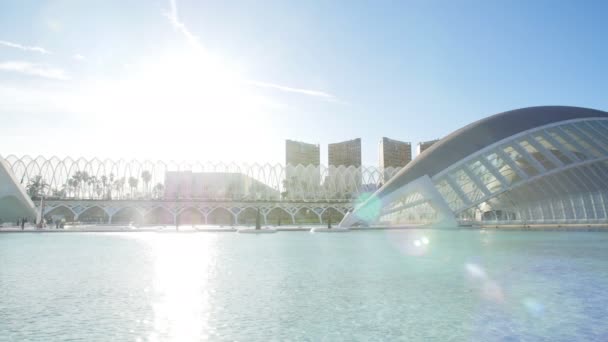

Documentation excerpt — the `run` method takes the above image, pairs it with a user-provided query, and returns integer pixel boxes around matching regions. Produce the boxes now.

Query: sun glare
[75,51,276,161]
[144,234,219,341]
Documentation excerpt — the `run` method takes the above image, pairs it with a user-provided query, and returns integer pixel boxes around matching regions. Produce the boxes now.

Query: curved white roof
[378,106,608,198]
[0,158,37,222]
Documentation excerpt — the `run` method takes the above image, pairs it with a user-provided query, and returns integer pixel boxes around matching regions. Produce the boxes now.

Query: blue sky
[1,0,607,165]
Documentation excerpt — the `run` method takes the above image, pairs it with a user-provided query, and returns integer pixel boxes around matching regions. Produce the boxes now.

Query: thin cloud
[73,54,86,61]
[164,0,201,49]
[245,80,335,99]
[0,61,69,80]
[0,40,51,54]
[164,0,339,102]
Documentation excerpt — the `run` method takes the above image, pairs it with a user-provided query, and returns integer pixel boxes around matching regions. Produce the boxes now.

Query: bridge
[1,155,403,226]
[42,199,352,226]
[3,155,400,202]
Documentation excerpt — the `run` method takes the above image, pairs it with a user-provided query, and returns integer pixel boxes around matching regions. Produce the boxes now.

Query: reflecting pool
[1,230,607,341]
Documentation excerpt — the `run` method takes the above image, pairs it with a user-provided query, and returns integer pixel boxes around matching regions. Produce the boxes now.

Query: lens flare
[481,280,504,302]
[465,263,487,280]
[353,192,383,225]
[386,230,431,256]
[465,263,505,303]
[523,298,544,316]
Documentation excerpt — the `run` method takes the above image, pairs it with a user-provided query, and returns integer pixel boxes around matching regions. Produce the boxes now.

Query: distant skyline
[1,0,607,165]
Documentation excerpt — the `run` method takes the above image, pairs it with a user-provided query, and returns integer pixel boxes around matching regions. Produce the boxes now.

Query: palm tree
[80,172,90,198]
[49,187,65,199]
[65,178,77,198]
[92,177,103,199]
[153,183,164,199]
[51,187,66,199]
[69,174,81,198]
[113,177,125,199]
[141,170,152,198]
[128,177,139,199]
[87,176,100,199]
[71,171,90,199]
[101,173,114,200]
[281,178,288,200]
[101,175,109,199]
[26,175,49,200]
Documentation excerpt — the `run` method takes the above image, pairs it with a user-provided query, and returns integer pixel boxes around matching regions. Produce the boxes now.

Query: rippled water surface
[1,230,608,341]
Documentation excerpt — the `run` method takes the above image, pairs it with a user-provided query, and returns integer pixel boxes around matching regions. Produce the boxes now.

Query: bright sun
[78,51,278,161]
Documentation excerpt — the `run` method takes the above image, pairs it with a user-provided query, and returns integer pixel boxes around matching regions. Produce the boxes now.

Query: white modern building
[0,157,37,223]
[341,106,608,228]
[416,139,439,156]
[164,171,279,200]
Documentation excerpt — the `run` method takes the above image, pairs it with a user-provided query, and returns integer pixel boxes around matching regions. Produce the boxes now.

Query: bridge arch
[111,207,144,224]
[207,207,235,226]
[320,207,345,224]
[294,207,321,224]
[77,206,109,223]
[177,207,205,225]
[237,207,260,226]
[44,205,77,222]
[144,206,174,225]
[266,207,293,225]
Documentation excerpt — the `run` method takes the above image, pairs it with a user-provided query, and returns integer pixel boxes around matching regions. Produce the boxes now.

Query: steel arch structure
[3,156,402,202]
[341,106,608,227]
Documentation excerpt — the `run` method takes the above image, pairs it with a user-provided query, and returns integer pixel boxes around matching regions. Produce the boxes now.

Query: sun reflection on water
[143,234,219,341]
[386,230,432,256]
[465,262,505,303]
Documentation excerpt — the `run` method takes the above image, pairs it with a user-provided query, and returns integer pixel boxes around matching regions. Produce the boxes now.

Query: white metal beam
[540,130,579,162]
[511,142,546,174]
[462,164,492,198]
[555,126,589,159]
[456,155,608,216]
[527,135,564,168]
[478,156,509,187]
[583,122,608,151]
[571,168,598,219]
[569,124,608,156]
[445,174,472,207]
[496,149,529,180]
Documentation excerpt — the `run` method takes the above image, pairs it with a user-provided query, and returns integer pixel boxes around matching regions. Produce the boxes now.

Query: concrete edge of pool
[2,223,608,233]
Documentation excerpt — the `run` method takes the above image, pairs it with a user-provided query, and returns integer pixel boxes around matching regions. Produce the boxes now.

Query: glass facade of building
[342,107,608,227]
